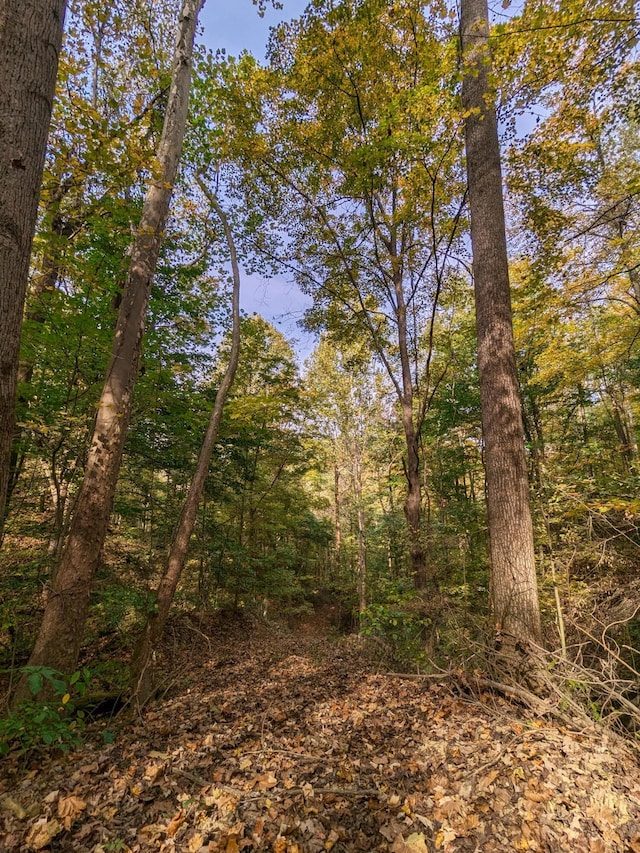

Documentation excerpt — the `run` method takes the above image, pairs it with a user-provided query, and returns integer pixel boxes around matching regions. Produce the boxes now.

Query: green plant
[360,591,432,670]
[0,666,92,755]
[103,839,128,852]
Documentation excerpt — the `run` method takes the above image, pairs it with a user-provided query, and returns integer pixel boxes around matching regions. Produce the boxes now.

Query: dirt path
[2,614,640,851]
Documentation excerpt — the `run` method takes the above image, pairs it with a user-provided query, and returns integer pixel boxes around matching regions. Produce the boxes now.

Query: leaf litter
[1,612,640,852]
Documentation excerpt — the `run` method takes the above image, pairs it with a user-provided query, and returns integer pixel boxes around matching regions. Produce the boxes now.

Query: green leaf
[28,672,43,696]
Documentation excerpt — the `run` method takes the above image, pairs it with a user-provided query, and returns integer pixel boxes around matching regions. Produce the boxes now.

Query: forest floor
[1,611,640,853]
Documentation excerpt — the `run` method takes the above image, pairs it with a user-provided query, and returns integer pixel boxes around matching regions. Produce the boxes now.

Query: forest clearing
[2,0,640,848]
[1,610,640,852]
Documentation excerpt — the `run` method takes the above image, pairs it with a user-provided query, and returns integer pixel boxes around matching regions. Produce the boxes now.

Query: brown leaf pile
[1,615,639,851]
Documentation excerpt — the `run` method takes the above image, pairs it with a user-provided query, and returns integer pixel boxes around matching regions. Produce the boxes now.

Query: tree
[130,183,241,705]
[0,0,68,542]
[13,0,205,703]
[460,0,542,645]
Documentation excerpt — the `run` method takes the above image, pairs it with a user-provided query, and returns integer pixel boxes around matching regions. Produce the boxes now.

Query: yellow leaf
[62,693,71,705]
[188,835,204,853]
[405,833,430,853]
[225,836,240,853]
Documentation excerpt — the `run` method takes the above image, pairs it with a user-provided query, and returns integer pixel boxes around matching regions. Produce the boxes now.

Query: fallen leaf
[57,794,87,829]
[255,772,278,791]
[166,810,186,837]
[0,795,27,820]
[225,835,240,853]
[188,833,204,852]
[405,833,429,852]
[26,818,63,851]
[138,823,165,841]
[478,769,500,790]
[391,833,407,852]
[325,828,340,850]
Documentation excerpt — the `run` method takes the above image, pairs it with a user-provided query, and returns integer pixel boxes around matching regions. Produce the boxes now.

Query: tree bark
[129,182,241,706]
[12,0,205,705]
[393,267,430,591]
[0,0,67,543]
[333,463,341,576]
[460,0,542,645]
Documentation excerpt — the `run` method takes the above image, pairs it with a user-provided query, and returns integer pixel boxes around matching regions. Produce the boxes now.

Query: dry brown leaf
[166,809,186,837]
[272,835,287,853]
[380,821,405,842]
[25,818,63,851]
[57,794,87,829]
[255,772,278,791]
[324,828,340,850]
[138,823,165,841]
[463,813,481,831]
[225,835,240,853]
[144,762,164,783]
[478,769,500,790]
[391,833,407,852]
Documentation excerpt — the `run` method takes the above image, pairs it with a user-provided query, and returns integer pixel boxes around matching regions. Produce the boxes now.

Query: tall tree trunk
[130,184,241,706]
[401,408,428,590]
[393,267,430,591]
[12,0,204,705]
[333,462,342,577]
[357,504,366,613]
[0,0,67,543]
[460,0,542,645]
[352,451,367,619]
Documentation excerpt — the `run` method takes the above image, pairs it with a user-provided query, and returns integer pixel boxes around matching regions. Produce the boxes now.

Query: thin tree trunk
[352,452,366,619]
[12,0,204,705]
[357,505,366,613]
[333,462,341,576]
[130,182,241,706]
[0,0,67,543]
[401,410,428,591]
[460,0,542,646]
[393,265,430,591]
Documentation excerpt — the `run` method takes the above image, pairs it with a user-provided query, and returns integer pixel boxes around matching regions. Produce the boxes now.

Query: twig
[386,671,452,680]
[240,748,322,763]
[184,620,213,651]
[573,623,640,680]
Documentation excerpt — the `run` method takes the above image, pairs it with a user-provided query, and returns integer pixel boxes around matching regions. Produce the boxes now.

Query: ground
[1,612,640,852]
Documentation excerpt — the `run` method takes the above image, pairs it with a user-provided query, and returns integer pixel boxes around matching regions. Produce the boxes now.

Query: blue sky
[200,0,315,361]
[201,0,308,61]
